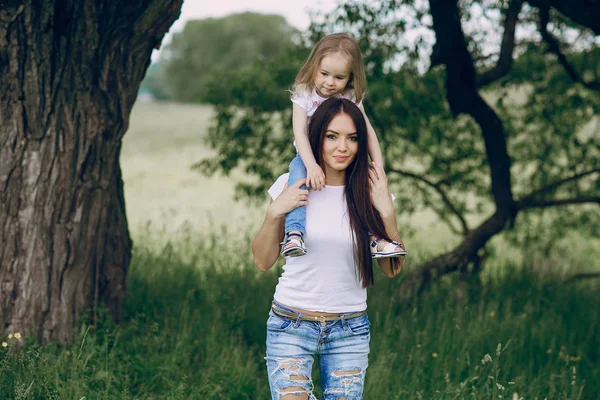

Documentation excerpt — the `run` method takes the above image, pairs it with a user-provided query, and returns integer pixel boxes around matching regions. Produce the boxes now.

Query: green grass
[1,229,597,399]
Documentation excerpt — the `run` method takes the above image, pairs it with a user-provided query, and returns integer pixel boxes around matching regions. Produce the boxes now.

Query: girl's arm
[251,179,309,271]
[368,162,406,278]
[359,103,384,167]
[293,104,326,190]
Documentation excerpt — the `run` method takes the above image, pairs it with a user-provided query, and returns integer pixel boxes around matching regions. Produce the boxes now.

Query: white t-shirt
[268,173,366,313]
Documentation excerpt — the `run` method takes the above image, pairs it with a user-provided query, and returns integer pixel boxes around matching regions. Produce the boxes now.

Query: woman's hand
[368,162,394,217]
[253,179,308,272]
[306,163,326,191]
[267,179,309,219]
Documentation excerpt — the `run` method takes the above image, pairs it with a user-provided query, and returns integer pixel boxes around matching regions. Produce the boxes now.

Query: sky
[153,0,338,59]
[173,0,335,31]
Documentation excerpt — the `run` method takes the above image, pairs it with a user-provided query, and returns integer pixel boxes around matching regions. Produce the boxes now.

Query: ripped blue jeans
[265,301,370,399]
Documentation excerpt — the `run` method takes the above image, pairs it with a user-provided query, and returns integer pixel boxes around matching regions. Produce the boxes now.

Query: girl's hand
[268,179,309,218]
[306,164,326,191]
[369,162,394,217]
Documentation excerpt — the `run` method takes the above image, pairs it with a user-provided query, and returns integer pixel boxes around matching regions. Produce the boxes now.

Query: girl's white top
[291,87,360,119]
[268,173,366,313]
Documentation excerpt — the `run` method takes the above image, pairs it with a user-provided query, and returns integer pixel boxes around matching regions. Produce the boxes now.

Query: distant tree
[140,62,171,101]
[0,1,182,343]
[162,12,298,103]
[196,0,599,293]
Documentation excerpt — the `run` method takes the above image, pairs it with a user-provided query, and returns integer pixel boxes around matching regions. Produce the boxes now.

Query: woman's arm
[359,103,384,167]
[293,104,326,190]
[368,162,406,278]
[251,179,309,272]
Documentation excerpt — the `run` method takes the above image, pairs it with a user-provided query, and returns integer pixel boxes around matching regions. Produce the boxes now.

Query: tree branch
[519,196,600,210]
[519,168,600,204]
[476,0,523,89]
[538,6,600,92]
[388,167,470,235]
[399,168,599,296]
[399,191,599,298]
[398,210,508,299]
[527,0,600,35]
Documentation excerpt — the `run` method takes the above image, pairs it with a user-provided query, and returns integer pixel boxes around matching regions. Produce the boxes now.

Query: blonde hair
[293,33,367,103]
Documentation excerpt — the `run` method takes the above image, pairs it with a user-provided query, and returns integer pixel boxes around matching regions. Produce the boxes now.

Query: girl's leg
[282,154,308,256]
[369,235,407,259]
[284,154,307,236]
[319,314,370,400]
[265,310,318,400]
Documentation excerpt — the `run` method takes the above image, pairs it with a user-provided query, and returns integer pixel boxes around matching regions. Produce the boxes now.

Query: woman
[252,98,406,400]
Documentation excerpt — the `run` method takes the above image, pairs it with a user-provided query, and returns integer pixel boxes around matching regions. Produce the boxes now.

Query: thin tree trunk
[0,0,182,343]
[401,0,599,296]
[395,0,600,297]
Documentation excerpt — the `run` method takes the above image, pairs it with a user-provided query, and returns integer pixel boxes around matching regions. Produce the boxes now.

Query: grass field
[121,101,265,236]
[0,230,597,399]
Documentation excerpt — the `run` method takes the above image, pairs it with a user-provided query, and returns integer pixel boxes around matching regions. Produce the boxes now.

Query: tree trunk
[0,0,183,343]
[400,0,600,297]
[395,0,518,298]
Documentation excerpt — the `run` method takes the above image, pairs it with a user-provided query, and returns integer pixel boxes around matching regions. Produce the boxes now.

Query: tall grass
[0,229,598,399]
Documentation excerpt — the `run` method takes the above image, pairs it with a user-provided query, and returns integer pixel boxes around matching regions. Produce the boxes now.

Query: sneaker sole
[372,250,407,259]
[282,248,307,257]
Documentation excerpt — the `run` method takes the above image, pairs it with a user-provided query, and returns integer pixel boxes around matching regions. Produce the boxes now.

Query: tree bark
[0,0,182,343]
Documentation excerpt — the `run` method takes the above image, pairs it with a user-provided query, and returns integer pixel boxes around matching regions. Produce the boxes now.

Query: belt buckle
[314,315,327,324]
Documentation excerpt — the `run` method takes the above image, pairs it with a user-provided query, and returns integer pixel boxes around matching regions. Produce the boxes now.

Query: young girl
[281,33,407,259]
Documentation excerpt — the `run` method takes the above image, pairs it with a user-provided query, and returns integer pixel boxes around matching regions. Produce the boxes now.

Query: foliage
[193,44,308,202]
[196,1,599,256]
[0,231,598,398]
[160,12,298,103]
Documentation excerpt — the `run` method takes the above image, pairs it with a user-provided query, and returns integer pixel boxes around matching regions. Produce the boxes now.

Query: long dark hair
[308,98,401,287]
